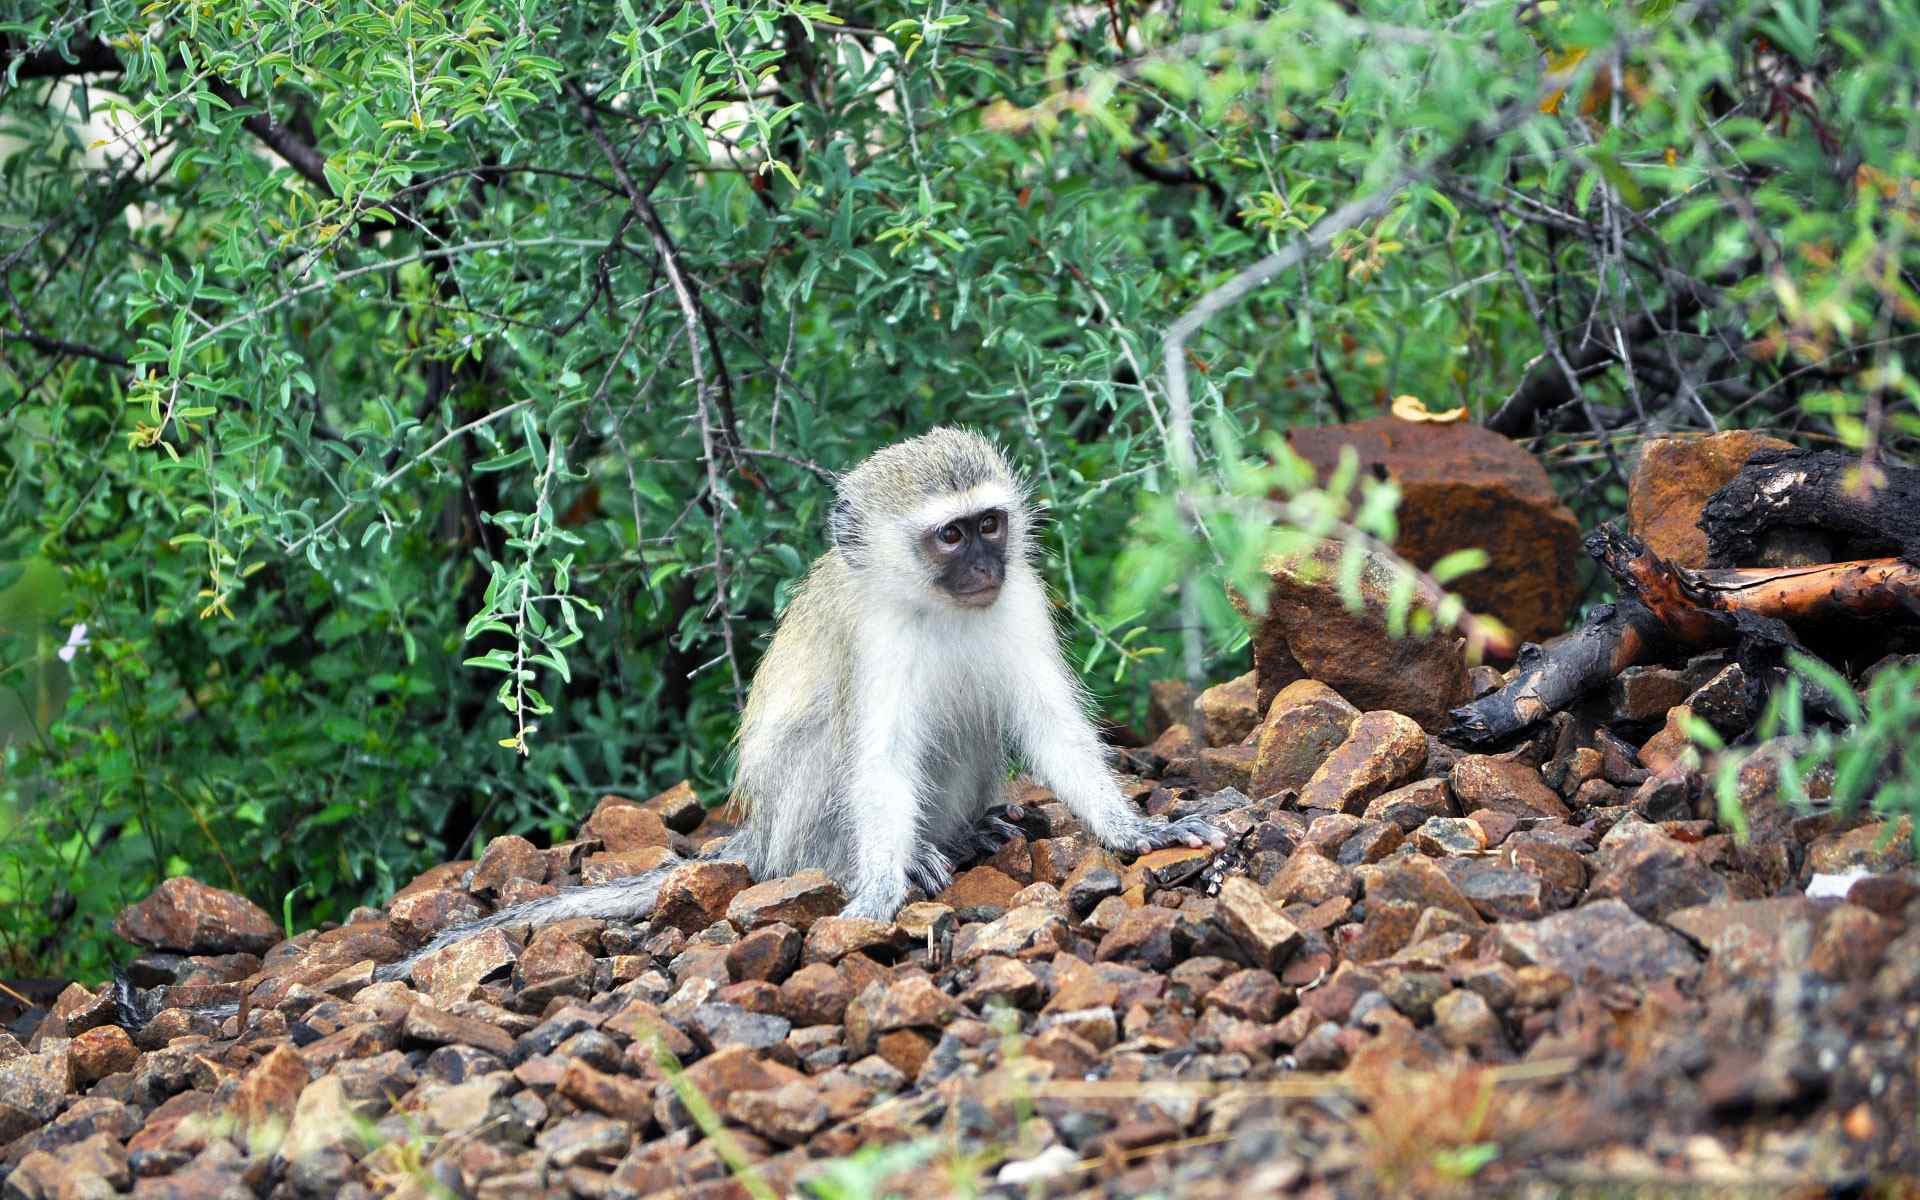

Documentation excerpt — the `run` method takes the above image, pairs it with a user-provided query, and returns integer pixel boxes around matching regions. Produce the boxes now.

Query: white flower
[57,623,89,663]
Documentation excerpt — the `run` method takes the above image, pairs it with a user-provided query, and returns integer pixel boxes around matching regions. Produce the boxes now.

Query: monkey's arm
[1007,592,1225,855]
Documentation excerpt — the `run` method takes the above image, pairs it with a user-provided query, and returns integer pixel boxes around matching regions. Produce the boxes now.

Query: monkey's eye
[979,512,1002,537]
[938,523,964,547]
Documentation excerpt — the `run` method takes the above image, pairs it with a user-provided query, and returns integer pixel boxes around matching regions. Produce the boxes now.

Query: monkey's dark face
[922,508,1008,607]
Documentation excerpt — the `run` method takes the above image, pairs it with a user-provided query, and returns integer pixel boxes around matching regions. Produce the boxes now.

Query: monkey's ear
[828,497,863,554]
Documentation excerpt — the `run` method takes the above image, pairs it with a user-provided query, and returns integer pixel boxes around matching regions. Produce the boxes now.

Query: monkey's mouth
[948,583,1002,607]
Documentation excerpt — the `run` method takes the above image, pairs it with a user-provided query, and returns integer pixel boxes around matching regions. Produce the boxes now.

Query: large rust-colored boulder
[113,876,280,955]
[1287,416,1581,643]
[1626,430,1793,568]
[1238,539,1469,732]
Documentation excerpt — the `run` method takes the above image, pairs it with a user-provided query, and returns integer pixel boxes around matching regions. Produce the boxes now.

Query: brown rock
[1627,431,1795,569]
[1288,416,1582,643]
[582,797,674,853]
[654,861,754,934]
[402,1003,516,1059]
[1265,848,1358,906]
[1095,907,1181,970]
[844,977,959,1059]
[962,957,1044,1008]
[726,869,848,931]
[959,904,1071,963]
[386,887,487,945]
[112,876,279,955]
[1213,876,1304,971]
[1202,969,1287,1022]
[803,916,905,965]
[1298,710,1428,814]
[557,1060,652,1121]
[728,923,802,982]
[1341,898,1421,962]
[1199,743,1257,792]
[225,1045,312,1152]
[1252,680,1361,801]
[779,963,853,1026]
[1196,670,1263,746]
[69,1024,137,1085]
[1494,899,1698,985]
[1638,705,1701,775]
[1240,540,1470,731]
[581,845,677,885]
[726,1081,830,1146]
[1807,904,1897,981]
[1359,857,1483,926]
[466,834,548,896]
[1432,989,1509,1057]
[642,780,707,833]
[1147,679,1198,738]
[1363,777,1455,830]
[412,927,518,1007]
[1807,819,1915,875]
[1414,816,1487,856]
[1457,866,1548,922]
[1588,832,1730,921]
[937,866,1024,909]
[1450,756,1570,820]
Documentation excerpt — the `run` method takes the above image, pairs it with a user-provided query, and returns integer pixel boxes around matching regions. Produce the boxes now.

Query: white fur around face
[906,482,1022,535]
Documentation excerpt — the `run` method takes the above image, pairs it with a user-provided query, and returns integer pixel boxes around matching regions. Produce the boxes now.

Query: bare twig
[569,80,745,708]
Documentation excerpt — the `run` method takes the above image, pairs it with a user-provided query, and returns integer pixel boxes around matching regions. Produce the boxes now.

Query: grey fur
[377,427,1222,980]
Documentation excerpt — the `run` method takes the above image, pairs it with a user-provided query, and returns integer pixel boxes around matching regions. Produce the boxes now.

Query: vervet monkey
[379,428,1221,979]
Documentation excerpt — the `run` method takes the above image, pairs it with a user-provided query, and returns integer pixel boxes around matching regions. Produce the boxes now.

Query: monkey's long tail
[374,831,752,983]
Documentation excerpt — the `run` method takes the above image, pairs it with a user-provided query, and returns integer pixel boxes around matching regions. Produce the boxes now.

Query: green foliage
[2,0,1916,976]
[1709,655,1920,848]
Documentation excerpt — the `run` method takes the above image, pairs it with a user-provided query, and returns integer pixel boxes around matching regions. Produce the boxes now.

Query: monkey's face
[921,508,1009,607]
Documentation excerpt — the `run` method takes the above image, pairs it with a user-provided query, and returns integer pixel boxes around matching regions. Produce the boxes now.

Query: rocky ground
[5,427,1917,1199]
[4,648,1918,1199]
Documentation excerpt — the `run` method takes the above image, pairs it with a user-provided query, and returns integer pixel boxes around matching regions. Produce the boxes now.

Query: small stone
[937,866,1024,909]
[1213,876,1304,971]
[726,870,849,931]
[1807,819,1915,875]
[1061,859,1124,915]
[653,861,754,934]
[803,916,904,965]
[1637,705,1701,774]
[69,1025,138,1086]
[402,1003,517,1058]
[1358,857,1482,926]
[466,835,549,897]
[1432,989,1508,1056]
[689,1002,792,1052]
[412,928,517,1007]
[643,780,708,833]
[1196,670,1263,747]
[1298,711,1429,814]
[113,876,280,955]
[1363,778,1455,830]
[1252,680,1361,800]
[728,923,803,982]
[726,1081,830,1146]
[1414,817,1487,856]
[1335,820,1403,865]
[962,958,1043,1008]
[1340,898,1421,963]
[1493,899,1698,986]
[556,1060,652,1121]
[1450,756,1570,820]
[1202,969,1287,1022]
[1095,907,1181,971]
[1264,849,1358,906]
[779,963,852,1026]
[582,798,675,853]
[1457,867,1547,922]
[959,904,1071,963]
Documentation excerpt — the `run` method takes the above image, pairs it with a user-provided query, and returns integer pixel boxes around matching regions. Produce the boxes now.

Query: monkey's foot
[1122,813,1227,857]
[904,845,955,899]
[949,803,1027,862]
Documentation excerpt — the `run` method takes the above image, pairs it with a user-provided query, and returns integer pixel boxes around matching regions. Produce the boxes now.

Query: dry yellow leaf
[1391,395,1467,424]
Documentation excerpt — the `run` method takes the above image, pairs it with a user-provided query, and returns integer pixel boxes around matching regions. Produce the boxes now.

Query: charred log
[1702,447,1920,568]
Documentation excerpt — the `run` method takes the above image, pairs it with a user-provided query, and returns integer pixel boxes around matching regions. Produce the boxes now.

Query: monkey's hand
[1114,813,1227,857]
